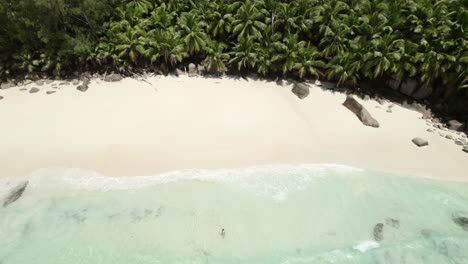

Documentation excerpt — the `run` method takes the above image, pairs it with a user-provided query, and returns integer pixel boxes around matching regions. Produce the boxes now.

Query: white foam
[353,240,380,253]
[0,164,364,201]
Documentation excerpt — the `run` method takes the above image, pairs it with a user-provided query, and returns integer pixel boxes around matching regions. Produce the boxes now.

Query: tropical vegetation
[0,0,467,99]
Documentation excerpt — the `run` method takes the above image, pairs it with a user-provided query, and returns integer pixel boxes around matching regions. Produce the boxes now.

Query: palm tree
[151,30,187,66]
[178,12,209,55]
[232,1,267,40]
[113,25,148,65]
[271,34,305,75]
[229,36,260,71]
[203,41,230,74]
[294,44,326,79]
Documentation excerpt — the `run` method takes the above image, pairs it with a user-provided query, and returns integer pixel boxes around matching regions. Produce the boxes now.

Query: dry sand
[0,75,467,181]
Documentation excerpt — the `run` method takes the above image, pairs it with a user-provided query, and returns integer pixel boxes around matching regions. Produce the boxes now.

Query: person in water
[220,228,225,238]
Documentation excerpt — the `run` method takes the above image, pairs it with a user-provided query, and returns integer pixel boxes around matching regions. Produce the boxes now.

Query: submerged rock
[292,82,310,99]
[412,137,429,147]
[343,96,380,128]
[452,212,468,231]
[104,73,123,82]
[373,223,384,241]
[386,218,400,229]
[3,181,29,207]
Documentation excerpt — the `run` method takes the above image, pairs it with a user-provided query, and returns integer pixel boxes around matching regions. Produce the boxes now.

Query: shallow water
[1,164,468,264]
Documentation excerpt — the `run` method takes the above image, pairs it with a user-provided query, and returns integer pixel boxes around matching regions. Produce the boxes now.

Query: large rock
[448,120,465,132]
[400,79,418,96]
[0,81,15,89]
[292,82,310,99]
[463,146,468,153]
[343,96,380,128]
[175,68,185,76]
[3,181,29,207]
[412,84,433,100]
[373,223,384,241]
[188,63,198,77]
[412,137,429,147]
[104,73,123,82]
[387,78,401,90]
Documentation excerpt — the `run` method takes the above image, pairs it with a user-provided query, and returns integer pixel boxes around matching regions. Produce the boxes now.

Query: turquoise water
[1,165,468,264]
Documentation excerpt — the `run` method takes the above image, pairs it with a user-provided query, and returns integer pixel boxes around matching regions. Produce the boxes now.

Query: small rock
[59,82,69,86]
[29,87,40,93]
[375,106,381,109]
[463,146,468,153]
[448,120,465,132]
[439,133,445,137]
[314,80,322,86]
[77,78,90,92]
[426,128,435,133]
[364,95,371,101]
[46,91,56,95]
[104,73,123,82]
[20,88,27,91]
[292,83,310,99]
[72,80,80,85]
[454,140,463,146]
[412,137,429,147]
[175,68,185,76]
[188,63,198,77]
[446,135,453,140]
[35,80,45,86]
[0,82,15,89]
[45,79,54,84]
[0,96,3,100]
[386,109,392,113]
[376,98,385,105]
[373,223,384,241]
[389,104,395,109]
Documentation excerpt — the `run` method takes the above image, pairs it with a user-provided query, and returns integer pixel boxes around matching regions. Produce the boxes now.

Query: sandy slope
[0,75,466,181]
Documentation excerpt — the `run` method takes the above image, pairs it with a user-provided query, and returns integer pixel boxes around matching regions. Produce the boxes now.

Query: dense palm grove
[1,1,467,95]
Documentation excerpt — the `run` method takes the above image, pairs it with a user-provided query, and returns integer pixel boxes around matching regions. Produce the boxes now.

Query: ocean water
[1,164,468,264]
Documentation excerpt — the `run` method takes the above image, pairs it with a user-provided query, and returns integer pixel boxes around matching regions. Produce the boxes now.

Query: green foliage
[0,0,467,94]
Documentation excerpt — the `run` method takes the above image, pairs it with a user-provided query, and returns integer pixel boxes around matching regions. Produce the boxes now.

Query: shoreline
[0,75,467,181]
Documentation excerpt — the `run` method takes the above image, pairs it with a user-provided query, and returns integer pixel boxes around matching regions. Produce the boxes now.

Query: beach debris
[291,82,310,99]
[77,78,90,92]
[3,181,29,207]
[29,87,40,93]
[188,63,198,77]
[104,73,123,82]
[385,218,400,229]
[373,223,384,241]
[412,137,429,147]
[46,91,56,95]
[343,96,380,128]
[353,240,380,253]
[220,228,226,238]
[448,120,465,132]
[452,212,468,231]
[445,135,453,140]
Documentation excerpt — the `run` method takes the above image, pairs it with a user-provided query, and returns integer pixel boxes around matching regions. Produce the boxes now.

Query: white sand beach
[0,75,466,181]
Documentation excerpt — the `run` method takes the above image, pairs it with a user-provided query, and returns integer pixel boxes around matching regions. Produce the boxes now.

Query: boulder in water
[343,96,380,128]
[373,223,384,241]
[292,82,310,99]
[3,181,29,207]
[452,212,468,231]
